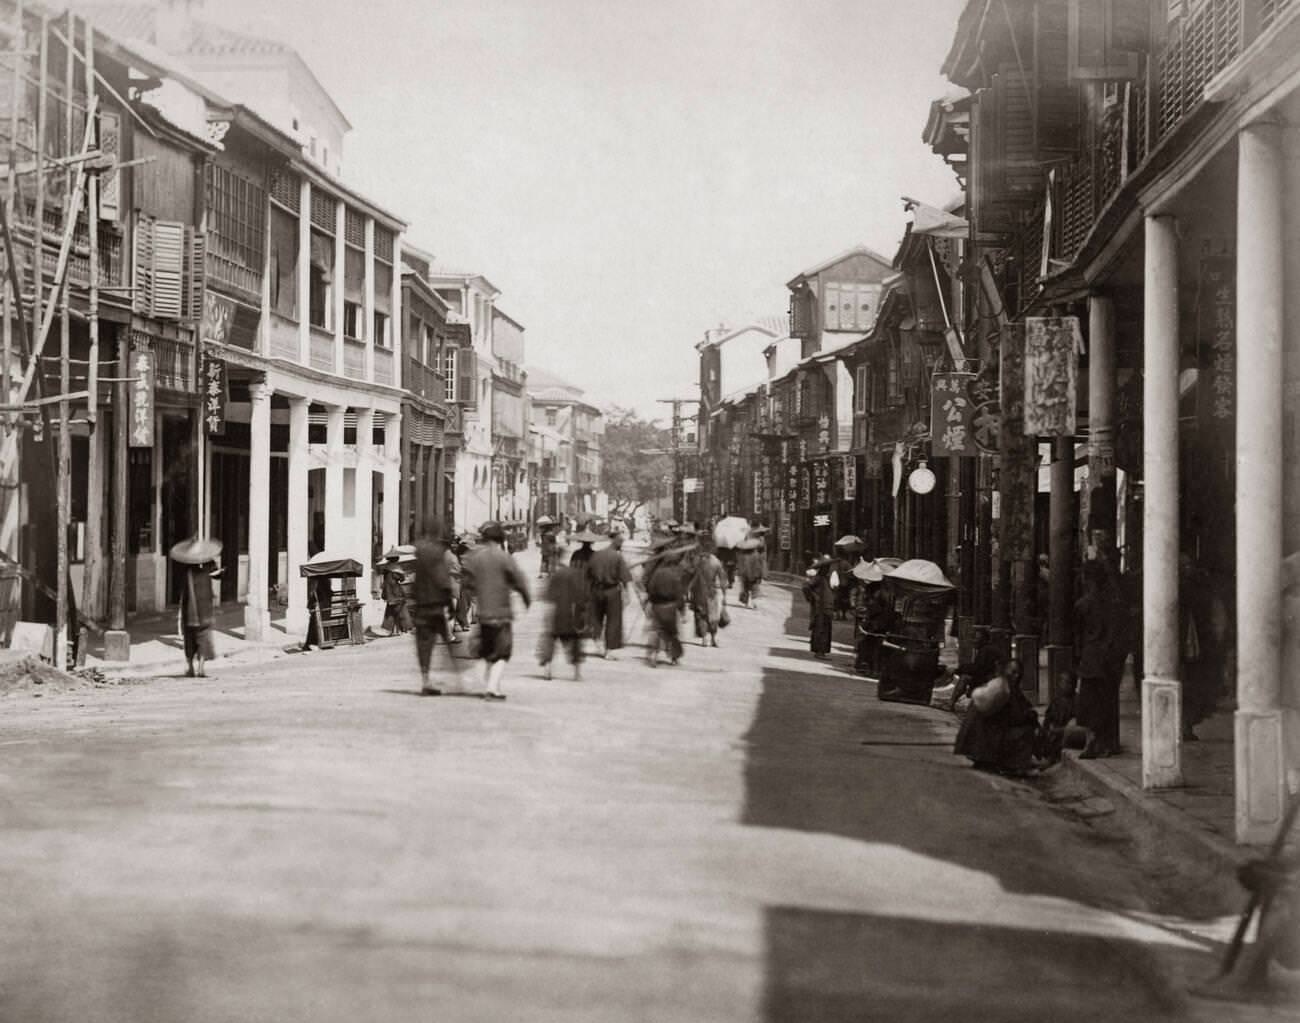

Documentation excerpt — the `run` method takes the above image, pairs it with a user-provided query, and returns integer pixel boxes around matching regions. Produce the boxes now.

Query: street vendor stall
[876,558,954,704]
[301,553,365,649]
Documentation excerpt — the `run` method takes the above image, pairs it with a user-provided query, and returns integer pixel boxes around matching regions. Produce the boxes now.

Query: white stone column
[1235,119,1287,842]
[244,378,273,641]
[324,405,346,554]
[297,179,311,364]
[363,218,376,381]
[285,396,310,638]
[354,407,375,616]
[382,411,401,555]
[1142,214,1183,789]
[333,199,345,376]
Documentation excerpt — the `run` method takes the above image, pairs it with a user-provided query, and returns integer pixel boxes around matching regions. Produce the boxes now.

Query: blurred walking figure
[643,543,687,667]
[736,538,764,607]
[803,556,836,660]
[179,560,218,677]
[463,521,531,701]
[690,542,728,647]
[538,549,587,680]
[412,517,460,695]
[537,517,558,578]
[587,532,632,658]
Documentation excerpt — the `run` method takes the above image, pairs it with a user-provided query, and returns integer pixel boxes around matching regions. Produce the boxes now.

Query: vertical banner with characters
[128,342,155,448]
[1196,252,1235,445]
[202,354,227,435]
[843,455,857,502]
[931,373,977,456]
[999,323,1034,561]
[1023,316,1080,436]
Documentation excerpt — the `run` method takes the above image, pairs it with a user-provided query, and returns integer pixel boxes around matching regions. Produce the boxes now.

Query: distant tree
[601,407,673,519]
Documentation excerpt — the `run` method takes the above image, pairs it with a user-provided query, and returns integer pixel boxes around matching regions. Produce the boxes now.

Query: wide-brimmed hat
[169,536,223,565]
[479,521,506,542]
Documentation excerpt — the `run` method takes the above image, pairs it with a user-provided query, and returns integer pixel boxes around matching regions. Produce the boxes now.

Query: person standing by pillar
[1075,562,1122,757]
[179,559,217,678]
[463,521,531,701]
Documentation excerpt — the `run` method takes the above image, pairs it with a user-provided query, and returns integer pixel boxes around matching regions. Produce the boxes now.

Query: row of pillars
[1141,119,1287,842]
[242,377,401,643]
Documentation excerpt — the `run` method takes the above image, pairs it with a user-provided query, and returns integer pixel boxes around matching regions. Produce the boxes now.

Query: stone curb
[1057,749,1250,876]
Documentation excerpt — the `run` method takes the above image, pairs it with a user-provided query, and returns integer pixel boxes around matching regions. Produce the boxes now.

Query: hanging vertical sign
[813,459,830,505]
[779,514,792,551]
[785,460,799,513]
[799,466,811,510]
[1197,253,1235,434]
[1023,317,1080,436]
[202,291,236,346]
[931,373,978,455]
[843,455,857,501]
[128,342,155,448]
[202,354,227,435]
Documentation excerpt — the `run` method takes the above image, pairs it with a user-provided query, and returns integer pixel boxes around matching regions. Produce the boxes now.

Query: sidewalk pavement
[83,602,294,678]
[766,573,1249,875]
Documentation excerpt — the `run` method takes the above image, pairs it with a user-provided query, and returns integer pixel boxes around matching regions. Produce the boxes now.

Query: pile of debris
[0,651,106,696]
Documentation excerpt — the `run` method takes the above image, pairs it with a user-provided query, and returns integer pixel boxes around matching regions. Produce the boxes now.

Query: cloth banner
[813,459,831,506]
[1196,253,1235,438]
[1023,317,1079,436]
[843,456,857,501]
[931,373,978,456]
[128,344,155,448]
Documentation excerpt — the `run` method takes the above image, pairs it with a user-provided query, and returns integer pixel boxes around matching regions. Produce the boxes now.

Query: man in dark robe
[643,550,686,667]
[539,551,588,680]
[412,517,458,695]
[180,560,217,677]
[802,557,835,660]
[587,533,632,658]
[953,659,1037,776]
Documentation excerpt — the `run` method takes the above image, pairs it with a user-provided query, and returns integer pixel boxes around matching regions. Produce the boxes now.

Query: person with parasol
[170,537,223,678]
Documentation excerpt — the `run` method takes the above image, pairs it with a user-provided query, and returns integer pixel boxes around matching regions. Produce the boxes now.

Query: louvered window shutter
[151,220,185,319]
[134,216,154,315]
[183,226,205,321]
[457,348,477,406]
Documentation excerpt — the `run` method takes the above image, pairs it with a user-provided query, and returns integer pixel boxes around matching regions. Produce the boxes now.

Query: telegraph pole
[656,398,698,524]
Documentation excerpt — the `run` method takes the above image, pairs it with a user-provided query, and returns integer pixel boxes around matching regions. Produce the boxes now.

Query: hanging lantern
[908,460,936,495]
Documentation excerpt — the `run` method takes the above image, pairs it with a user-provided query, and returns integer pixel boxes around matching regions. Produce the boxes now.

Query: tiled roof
[75,5,291,55]
[186,19,291,56]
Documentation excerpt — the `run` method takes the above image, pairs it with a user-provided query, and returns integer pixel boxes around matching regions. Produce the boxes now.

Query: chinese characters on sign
[779,515,792,551]
[1197,254,1235,428]
[843,456,857,501]
[817,414,831,452]
[930,373,977,456]
[128,344,155,448]
[1023,317,1080,436]
[786,460,799,513]
[202,354,226,435]
[812,459,830,506]
[799,467,811,510]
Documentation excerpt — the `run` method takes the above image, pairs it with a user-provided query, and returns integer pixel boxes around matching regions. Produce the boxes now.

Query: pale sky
[204,0,965,418]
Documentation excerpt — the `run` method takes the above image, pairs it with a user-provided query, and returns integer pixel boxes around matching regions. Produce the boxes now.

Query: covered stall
[301,553,365,649]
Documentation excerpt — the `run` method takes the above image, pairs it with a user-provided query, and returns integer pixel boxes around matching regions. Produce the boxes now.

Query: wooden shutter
[456,347,477,407]
[145,218,186,319]
[1068,0,1145,81]
[183,226,205,322]
[133,216,153,315]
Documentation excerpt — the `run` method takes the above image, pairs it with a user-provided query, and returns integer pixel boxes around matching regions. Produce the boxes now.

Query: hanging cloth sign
[1023,317,1080,437]
[128,343,155,448]
[202,354,227,435]
[931,372,978,455]
[843,456,857,501]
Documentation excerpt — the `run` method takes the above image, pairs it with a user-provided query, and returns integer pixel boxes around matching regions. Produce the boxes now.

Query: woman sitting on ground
[953,658,1038,777]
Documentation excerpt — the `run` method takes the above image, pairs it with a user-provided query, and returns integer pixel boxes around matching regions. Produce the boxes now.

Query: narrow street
[0,551,1267,1023]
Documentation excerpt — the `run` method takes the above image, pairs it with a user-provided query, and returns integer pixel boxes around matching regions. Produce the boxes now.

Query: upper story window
[442,347,458,402]
[204,164,265,279]
[374,226,395,349]
[546,408,557,426]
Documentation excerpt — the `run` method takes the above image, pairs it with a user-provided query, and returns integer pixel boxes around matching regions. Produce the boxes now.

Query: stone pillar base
[1142,676,1183,789]
[103,629,131,663]
[1013,634,1039,699]
[285,606,309,643]
[1235,709,1285,844]
[1045,644,1073,703]
[244,606,271,645]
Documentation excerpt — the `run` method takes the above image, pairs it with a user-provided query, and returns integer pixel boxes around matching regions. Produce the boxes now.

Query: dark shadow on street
[761,906,1193,1023]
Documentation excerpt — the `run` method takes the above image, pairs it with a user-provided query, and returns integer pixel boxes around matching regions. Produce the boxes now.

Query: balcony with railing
[1048,0,1291,273]
[12,199,126,291]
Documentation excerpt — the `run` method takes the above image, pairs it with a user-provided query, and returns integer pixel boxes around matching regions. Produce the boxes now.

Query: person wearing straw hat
[170,537,222,677]
[380,553,412,637]
[803,555,836,660]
